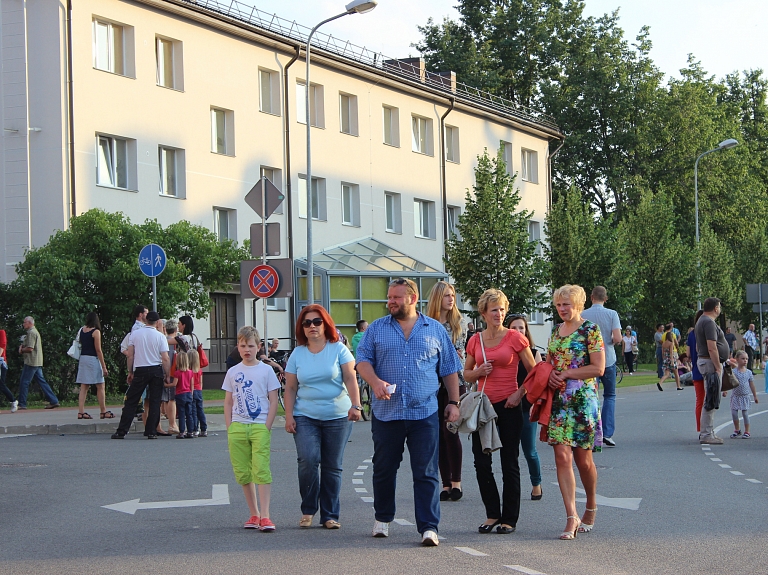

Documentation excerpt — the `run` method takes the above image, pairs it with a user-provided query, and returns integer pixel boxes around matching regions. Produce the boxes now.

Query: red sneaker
[243,515,260,529]
[259,517,276,532]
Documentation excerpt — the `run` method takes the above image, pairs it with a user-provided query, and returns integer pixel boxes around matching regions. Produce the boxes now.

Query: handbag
[192,333,209,368]
[721,364,739,392]
[631,337,639,355]
[450,333,490,434]
[67,328,82,360]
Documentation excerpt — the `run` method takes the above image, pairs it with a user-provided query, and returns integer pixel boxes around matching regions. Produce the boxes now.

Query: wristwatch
[351,405,363,411]
[448,400,460,407]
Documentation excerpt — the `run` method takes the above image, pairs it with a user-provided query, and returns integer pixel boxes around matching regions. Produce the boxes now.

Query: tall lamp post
[694,138,739,309]
[305,0,378,305]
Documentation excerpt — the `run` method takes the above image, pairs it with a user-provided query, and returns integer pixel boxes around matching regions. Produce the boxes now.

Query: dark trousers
[624,351,635,373]
[656,347,663,378]
[437,384,464,488]
[745,346,755,370]
[472,400,523,527]
[116,365,163,436]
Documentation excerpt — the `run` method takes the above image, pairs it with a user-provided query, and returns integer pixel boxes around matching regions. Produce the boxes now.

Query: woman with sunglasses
[426,281,467,502]
[464,289,536,535]
[284,305,362,529]
[506,314,543,501]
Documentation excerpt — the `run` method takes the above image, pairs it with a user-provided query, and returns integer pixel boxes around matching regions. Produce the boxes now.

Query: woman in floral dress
[546,285,605,540]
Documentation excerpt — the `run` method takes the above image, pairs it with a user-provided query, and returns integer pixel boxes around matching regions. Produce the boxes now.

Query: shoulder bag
[721,364,739,392]
[67,328,82,360]
[452,333,491,434]
[192,333,209,368]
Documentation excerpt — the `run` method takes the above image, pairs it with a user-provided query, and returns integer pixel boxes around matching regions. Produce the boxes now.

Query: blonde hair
[553,284,587,312]
[187,349,201,372]
[477,288,509,316]
[175,350,190,372]
[735,350,748,360]
[238,325,260,344]
[426,281,462,345]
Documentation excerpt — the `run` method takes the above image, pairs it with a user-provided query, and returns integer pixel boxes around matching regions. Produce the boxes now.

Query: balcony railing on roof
[180,0,559,129]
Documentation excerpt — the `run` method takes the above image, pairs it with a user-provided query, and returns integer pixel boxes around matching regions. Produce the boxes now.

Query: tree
[0,209,248,399]
[444,149,548,317]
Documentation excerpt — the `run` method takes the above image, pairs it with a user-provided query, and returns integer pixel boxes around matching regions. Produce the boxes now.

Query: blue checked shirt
[355,312,462,422]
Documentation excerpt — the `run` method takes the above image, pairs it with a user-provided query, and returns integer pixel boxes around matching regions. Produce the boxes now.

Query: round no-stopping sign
[248,264,279,298]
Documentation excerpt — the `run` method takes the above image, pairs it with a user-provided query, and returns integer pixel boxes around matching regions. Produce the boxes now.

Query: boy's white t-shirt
[222,361,281,424]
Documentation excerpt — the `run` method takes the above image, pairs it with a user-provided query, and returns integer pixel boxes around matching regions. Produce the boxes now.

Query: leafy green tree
[0,209,248,399]
[444,149,548,317]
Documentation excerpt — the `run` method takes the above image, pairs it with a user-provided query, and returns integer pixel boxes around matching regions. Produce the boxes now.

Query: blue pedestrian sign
[139,244,167,278]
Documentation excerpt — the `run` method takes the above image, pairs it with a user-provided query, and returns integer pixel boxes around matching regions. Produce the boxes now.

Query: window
[411,115,433,155]
[445,125,459,163]
[298,175,326,220]
[266,297,287,311]
[447,206,461,239]
[383,105,400,147]
[159,146,185,197]
[213,208,236,242]
[93,20,125,75]
[96,135,137,189]
[339,93,358,136]
[529,310,545,325]
[500,140,513,176]
[210,107,234,155]
[341,183,360,227]
[156,36,183,90]
[528,220,542,256]
[521,148,539,183]
[414,199,436,239]
[296,81,325,128]
[259,69,280,115]
[261,166,283,214]
[385,192,402,234]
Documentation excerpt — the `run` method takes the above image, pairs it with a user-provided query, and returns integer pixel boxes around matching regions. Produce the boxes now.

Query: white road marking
[746,478,763,484]
[715,409,768,433]
[352,479,364,484]
[730,471,745,476]
[557,485,641,510]
[364,459,372,463]
[355,488,367,493]
[505,566,547,575]
[455,547,487,556]
[357,465,369,470]
[701,446,711,450]
[0,434,34,439]
[719,464,732,469]
[393,518,415,526]
[710,458,722,461]
[354,471,364,476]
[102,484,229,515]
[361,496,374,502]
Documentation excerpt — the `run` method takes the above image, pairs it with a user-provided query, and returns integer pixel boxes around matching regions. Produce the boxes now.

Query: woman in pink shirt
[464,289,535,535]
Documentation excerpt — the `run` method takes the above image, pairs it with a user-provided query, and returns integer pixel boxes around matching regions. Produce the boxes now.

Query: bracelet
[448,400,459,407]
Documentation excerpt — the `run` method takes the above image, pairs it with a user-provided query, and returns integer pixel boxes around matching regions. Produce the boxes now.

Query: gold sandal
[299,515,313,528]
[323,520,341,529]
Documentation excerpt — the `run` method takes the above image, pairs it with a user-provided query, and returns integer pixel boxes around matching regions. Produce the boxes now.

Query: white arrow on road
[553,483,642,510]
[102,484,230,515]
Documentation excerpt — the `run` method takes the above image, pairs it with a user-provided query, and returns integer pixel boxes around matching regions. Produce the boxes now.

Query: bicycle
[357,374,372,421]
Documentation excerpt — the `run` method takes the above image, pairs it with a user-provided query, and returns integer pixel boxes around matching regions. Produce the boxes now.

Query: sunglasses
[302,318,324,328]
[508,313,526,320]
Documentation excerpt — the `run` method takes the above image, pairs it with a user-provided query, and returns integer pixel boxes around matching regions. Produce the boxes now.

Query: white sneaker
[372,520,389,537]
[421,530,439,546]
[10,400,18,413]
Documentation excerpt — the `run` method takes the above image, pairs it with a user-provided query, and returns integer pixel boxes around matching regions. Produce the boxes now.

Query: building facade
[0,0,562,371]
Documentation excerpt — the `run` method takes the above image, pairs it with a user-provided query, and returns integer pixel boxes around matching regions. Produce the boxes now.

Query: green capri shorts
[227,421,272,485]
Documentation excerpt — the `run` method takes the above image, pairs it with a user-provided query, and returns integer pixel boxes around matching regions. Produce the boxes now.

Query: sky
[238,0,767,82]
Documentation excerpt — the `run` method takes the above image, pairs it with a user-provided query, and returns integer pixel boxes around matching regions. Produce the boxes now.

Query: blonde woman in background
[426,281,467,502]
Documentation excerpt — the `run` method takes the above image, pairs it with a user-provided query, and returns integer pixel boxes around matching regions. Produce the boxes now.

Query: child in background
[188,349,207,437]
[762,355,768,393]
[726,350,759,438]
[223,325,280,531]
[172,351,195,439]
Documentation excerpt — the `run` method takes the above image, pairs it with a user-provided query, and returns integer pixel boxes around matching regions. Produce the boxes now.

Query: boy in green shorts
[223,326,281,531]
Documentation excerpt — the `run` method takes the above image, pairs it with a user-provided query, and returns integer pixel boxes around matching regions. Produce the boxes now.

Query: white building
[0,0,562,372]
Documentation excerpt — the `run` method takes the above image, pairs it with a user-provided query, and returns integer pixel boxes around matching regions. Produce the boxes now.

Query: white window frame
[96,134,136,190]
[92,19,125,75]
[447,205,461,239]
[156,36,183,90]
[213,207,236,242]
[411,115,433,155]
[528,220,542,255]
[339,92,359,136]
[500,140,513,177]
[296,81,325,128]
[414,199,436,239]
[383,105,400,147]
[210,107,234,156]
[158,145,185,198]
[521,148,539,183]
[259,68,281,115]
[384,191,402,234]
[266,297,287,311]
[445,125,460,163]
[298,175,326,221]
[341,182,360,227]
[261,166,283,214]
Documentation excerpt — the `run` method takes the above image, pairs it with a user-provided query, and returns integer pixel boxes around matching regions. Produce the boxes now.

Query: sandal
[100,411,115,419]
[299,515,313,528]
[323,520,341,529]
[78,412,93,420]
[578,508,597,533]
[560,516,580,540]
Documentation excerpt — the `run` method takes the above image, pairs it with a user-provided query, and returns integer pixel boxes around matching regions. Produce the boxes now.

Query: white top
[222,361,281,425]
[622,334,637,353]
[128,325,169,367]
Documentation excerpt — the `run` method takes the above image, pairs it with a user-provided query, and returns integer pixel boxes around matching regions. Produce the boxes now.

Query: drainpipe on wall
[439,96,455,265]
[66,0,76,220]
[283,45,301,344]
[546,137,565,212]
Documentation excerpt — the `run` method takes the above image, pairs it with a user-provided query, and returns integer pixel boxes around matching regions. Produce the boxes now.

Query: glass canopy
[307,238,442,274]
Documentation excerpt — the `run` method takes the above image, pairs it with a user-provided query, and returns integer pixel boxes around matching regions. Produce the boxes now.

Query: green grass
[201,389,225,400]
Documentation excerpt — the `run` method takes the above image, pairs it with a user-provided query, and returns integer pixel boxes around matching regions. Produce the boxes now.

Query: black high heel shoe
[478,519,500,534]
[449,487,463,501]
[531,487,543,501]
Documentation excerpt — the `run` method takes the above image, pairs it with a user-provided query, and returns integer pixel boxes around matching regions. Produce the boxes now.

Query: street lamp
[694,138,739,309]
[305,0,378,304]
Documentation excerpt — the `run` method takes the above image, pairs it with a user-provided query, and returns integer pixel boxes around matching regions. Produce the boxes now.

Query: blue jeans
[598,363,617,438]
[656,347,663,378]
[520,398,541,487]
[371,411,440,534]
[293,415,353,523]
[192,389,207,432]
[18,365,58,408]
[175,392,194,434]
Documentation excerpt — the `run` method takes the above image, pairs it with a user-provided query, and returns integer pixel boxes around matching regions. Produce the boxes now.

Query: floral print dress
[547,320,604,451]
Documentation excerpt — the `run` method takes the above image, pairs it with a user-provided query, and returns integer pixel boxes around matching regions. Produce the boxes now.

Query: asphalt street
[1,384,767,575]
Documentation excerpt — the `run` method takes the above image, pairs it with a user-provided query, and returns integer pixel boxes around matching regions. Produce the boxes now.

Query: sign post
[139,243,167,312]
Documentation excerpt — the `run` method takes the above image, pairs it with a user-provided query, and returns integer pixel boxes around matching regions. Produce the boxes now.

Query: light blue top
[286,342,355,421]
[581,303,621,367]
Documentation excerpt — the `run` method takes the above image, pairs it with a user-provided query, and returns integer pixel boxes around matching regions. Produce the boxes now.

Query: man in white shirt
[743,323,758,370]
[112,311,170,439]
